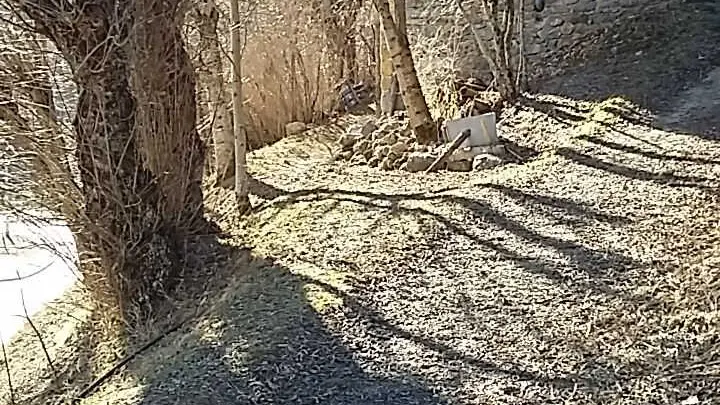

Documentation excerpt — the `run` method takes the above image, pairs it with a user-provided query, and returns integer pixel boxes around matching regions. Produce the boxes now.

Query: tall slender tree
[230,0,251,214]
[373,0,437,144]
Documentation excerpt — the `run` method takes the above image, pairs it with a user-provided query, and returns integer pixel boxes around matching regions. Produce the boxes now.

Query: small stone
[340,150,354,160]
[349,154,367,166]
[378,133,398,146]
[413,144,430,153]
[472,153,504,170]
[389,141,409,155]
[447,160,472,172]
[360,121,378,136]
[362,149,373,161]
[393,152,409,169]
[403,152,435,172]
[367,156,381,167]
[374,145,391,159]
[285,121,307,135]
[352,139,371,154]
[338,134,361,150]
[490,144,507,156]
[380,157,394,170]
[550,17,564,27]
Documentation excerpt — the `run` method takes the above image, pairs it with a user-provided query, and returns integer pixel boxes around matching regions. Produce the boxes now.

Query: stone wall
[405,0,677,82]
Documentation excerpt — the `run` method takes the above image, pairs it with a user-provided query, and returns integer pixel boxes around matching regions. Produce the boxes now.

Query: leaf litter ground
[3,3,720,403]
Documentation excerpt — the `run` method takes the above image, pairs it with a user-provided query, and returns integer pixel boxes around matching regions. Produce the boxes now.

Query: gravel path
[84,88,718,405]
[3,3,720,404]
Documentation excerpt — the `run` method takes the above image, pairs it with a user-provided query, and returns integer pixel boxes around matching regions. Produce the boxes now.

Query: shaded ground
[539,0,720,137]
[3,3,720,405]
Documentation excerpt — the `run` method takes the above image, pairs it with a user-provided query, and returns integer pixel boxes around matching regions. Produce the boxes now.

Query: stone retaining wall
[406,0,677,82]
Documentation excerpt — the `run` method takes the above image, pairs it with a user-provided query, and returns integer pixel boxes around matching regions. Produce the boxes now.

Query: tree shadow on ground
[250,180,639,297]
[123,242,450,405]
[556,147,719,193]
[535,0,720,139]
[244,179,720,402]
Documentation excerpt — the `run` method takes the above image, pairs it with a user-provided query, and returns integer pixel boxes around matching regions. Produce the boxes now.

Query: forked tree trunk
[230,0,251,213]
[196,0,235,188]
[18,0,206,315]
[373,0,437,144]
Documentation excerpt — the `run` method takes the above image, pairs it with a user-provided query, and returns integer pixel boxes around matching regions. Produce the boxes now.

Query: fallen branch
[0,332,14,404]
[73,317,188,403]
[425,129,471,173]
[19,286,56,375]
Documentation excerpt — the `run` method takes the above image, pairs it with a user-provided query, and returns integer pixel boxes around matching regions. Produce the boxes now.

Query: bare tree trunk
[16,0,207,315]
[230,0,251,214]
[196,0,235,188]
[131,0,207,232]
[373,0,437,144]
[379,0,406,114]
[455,0,519,102]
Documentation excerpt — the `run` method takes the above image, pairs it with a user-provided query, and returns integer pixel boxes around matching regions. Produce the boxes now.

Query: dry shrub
[406,4,467,120]
[185,0,367,152]
[1,1,210,326]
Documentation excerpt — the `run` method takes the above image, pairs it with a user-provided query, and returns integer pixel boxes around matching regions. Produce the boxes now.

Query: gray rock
[472,154,504,171]
[447,160,473,172]
[380,157,394,171]
[378,133,398,146]
[362,149,374,161]
[361,121,378,137]
[286,121,307,135]
[374,145,391,159]
[352,139,371,155]
[402,152,435,172]
[349,153,367,166]
[450,144,506,161]
[339,134,361,150]
[389,141,409,155]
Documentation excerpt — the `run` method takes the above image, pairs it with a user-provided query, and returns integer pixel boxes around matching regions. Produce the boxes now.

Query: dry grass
[185,0,370,152]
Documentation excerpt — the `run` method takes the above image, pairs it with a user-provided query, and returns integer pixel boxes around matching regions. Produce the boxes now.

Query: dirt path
[3,3,720,404]
[657,66,720,137]
[87,94,717,405]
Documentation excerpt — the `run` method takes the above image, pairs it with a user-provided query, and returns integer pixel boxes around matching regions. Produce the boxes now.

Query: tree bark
[379,0,406,114]
[195,0,235,188]
[230,0,251,213]
[17,0,206,315]
[374,0,437,144]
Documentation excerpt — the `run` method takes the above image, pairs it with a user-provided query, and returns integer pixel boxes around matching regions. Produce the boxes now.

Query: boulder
[338,133,361,150]
[402,152,435,172]
[360,121,378,137]
[389,141,409,155]
[447,160,473,172]
[286,121,307,135]
[472,153,504,171]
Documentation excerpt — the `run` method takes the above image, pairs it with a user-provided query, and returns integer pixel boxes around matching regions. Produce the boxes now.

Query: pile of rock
[336,116,509,172]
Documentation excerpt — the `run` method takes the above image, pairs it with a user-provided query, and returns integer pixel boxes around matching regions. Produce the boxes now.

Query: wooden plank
[424,129,471,173]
